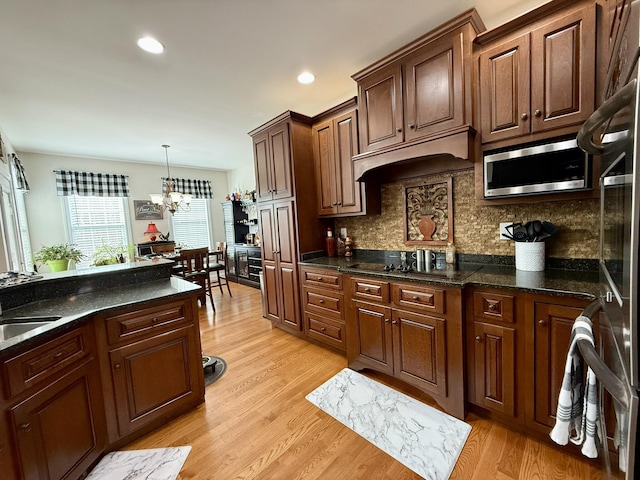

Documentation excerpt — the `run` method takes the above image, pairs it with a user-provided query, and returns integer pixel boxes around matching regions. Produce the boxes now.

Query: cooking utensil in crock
[526,220,543,241]
[537,221,558,241]
[513,225,529,241]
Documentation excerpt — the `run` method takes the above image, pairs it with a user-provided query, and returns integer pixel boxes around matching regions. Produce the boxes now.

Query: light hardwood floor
[128,283,607,479]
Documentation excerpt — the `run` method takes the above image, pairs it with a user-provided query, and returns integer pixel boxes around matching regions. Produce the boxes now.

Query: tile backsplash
[335,169,599,259]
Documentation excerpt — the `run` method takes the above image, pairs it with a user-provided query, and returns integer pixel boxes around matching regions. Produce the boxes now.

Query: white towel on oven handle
[549,315,600,459]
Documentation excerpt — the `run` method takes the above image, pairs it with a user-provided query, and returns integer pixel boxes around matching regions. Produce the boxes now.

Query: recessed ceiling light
[297,72,315,84]
[137,36,164,54]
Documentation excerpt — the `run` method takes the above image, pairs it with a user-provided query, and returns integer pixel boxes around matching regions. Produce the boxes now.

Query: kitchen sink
[0,321,54,341]
[0,316,62,341]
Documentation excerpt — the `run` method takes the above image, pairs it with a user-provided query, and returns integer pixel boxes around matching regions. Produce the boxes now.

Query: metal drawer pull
[364,287,371,293]
[475,336,482,343]
[412,295,419,300]
[318,300,324,304]
[576,300,629,410]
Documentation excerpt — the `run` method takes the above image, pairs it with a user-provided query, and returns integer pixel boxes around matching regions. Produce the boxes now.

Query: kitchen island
[0,259,205,480]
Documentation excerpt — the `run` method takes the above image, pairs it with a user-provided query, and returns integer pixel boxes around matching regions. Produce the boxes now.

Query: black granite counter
[0,260,200,355]
[299,256,600,299]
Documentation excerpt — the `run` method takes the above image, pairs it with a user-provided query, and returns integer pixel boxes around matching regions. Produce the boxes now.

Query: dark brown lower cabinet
[1,324,107,480]
[347,277,464,419]
[9,359,106,480]
[466,287,595,437]
[96,296,204,444]
[472,321,516,417]
[108,325,202,437]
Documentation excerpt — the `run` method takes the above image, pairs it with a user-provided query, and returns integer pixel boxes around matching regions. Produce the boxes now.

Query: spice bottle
[326,228,336,257]
[445,243,456,264]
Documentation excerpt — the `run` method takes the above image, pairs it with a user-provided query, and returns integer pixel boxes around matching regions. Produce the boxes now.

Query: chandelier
[149,145,192,214]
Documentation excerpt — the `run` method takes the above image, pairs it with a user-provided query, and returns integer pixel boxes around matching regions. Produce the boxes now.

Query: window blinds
[171,198,211,249]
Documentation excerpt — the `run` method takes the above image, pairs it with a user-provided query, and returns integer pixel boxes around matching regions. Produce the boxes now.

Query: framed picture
[403,177,453,246]
[134,200,163,220]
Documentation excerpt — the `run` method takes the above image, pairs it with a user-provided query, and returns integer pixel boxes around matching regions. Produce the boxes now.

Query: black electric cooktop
[341,262,480,282]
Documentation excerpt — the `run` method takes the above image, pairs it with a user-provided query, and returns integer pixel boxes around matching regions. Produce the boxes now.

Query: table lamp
[145,222,160,241]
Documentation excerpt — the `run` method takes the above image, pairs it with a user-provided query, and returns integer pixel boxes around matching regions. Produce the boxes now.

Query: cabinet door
[403,31,464,141]
[392,309,447,396]
[262,262,280,322]
[533,302,583,427]
[269,122,293,200]
[109,325,201,437]
[530,6,595,133]
[10,360,106,480]
[253,131,273,202]
[312,118,337,215]
[479,34,531,143]
[259,204,276,264]
[275,202,300,330]
[473,321,516,417]
[333,109,362,214]
[351,302,393,375]
[357,64,403,152]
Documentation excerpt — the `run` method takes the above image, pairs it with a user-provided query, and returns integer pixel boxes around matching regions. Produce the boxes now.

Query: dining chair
[208,243,232,297]
[177,247,212,308]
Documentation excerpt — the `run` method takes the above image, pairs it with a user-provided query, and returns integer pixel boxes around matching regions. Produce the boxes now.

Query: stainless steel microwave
[483,138,590,198]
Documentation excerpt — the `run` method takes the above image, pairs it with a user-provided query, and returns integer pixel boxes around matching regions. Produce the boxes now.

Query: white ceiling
[0,0,547,172]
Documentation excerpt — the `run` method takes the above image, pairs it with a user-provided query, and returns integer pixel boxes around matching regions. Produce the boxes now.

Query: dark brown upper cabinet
[351,9,485,181]
[311,98,380,217]
[476,1,597,147]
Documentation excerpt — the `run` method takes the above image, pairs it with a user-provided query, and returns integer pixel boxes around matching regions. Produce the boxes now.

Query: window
[171,198,211,249]
[65,196,132,267]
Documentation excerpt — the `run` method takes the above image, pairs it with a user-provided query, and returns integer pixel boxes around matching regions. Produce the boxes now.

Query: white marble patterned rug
[86,446,191,480]
[306,368,470,480]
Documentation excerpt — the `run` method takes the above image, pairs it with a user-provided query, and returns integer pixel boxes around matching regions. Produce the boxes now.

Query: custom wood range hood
[351,8,484,182]
[352,125,478,182]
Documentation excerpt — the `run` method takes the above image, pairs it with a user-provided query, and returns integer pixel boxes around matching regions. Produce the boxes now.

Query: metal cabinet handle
[320,327,326,332]
[475,335,482,343]
[392,320,398,325]
[521,113,529,121]
[318,300,324,304]
[114,363,121,370]
[534,109,542,117]
[396,128,402,133]
[384,318,390,323]
[21,423,31,432]
[408,123,415,129]
[412,295,419,301]
[538,319,546,326]
[317,277,323,281]
[488,303,496,311]
[364,287,371,293]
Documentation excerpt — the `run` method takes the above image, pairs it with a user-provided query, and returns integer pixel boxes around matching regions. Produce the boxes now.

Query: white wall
[18,152,229,255]
[227,163,256,198]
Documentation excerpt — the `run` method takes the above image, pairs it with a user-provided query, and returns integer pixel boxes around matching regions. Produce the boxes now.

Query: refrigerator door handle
[577,78,637,155]
[577,300,629,410]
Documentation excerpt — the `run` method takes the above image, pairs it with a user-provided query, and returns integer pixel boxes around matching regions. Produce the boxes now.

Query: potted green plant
[91,244,131,266]
[34,243,85,272]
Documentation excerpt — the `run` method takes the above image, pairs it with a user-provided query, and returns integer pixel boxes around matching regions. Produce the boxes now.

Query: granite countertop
[299,256,600,299]
[0,266,200,355]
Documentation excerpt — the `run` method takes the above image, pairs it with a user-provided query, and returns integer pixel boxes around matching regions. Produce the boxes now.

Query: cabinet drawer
[473,291,515,323]
[350,277,390,303]
[105,300,189,345]
[301,267,342,289]
[304,312,346,351]
[303,287,343,319]
[4,326,91,397]
[392,283,445,314]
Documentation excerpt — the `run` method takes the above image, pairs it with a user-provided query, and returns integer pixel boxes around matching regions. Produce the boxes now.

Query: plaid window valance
[55,170,130,197]
[10,154,30,192]
[162,177,213,199]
